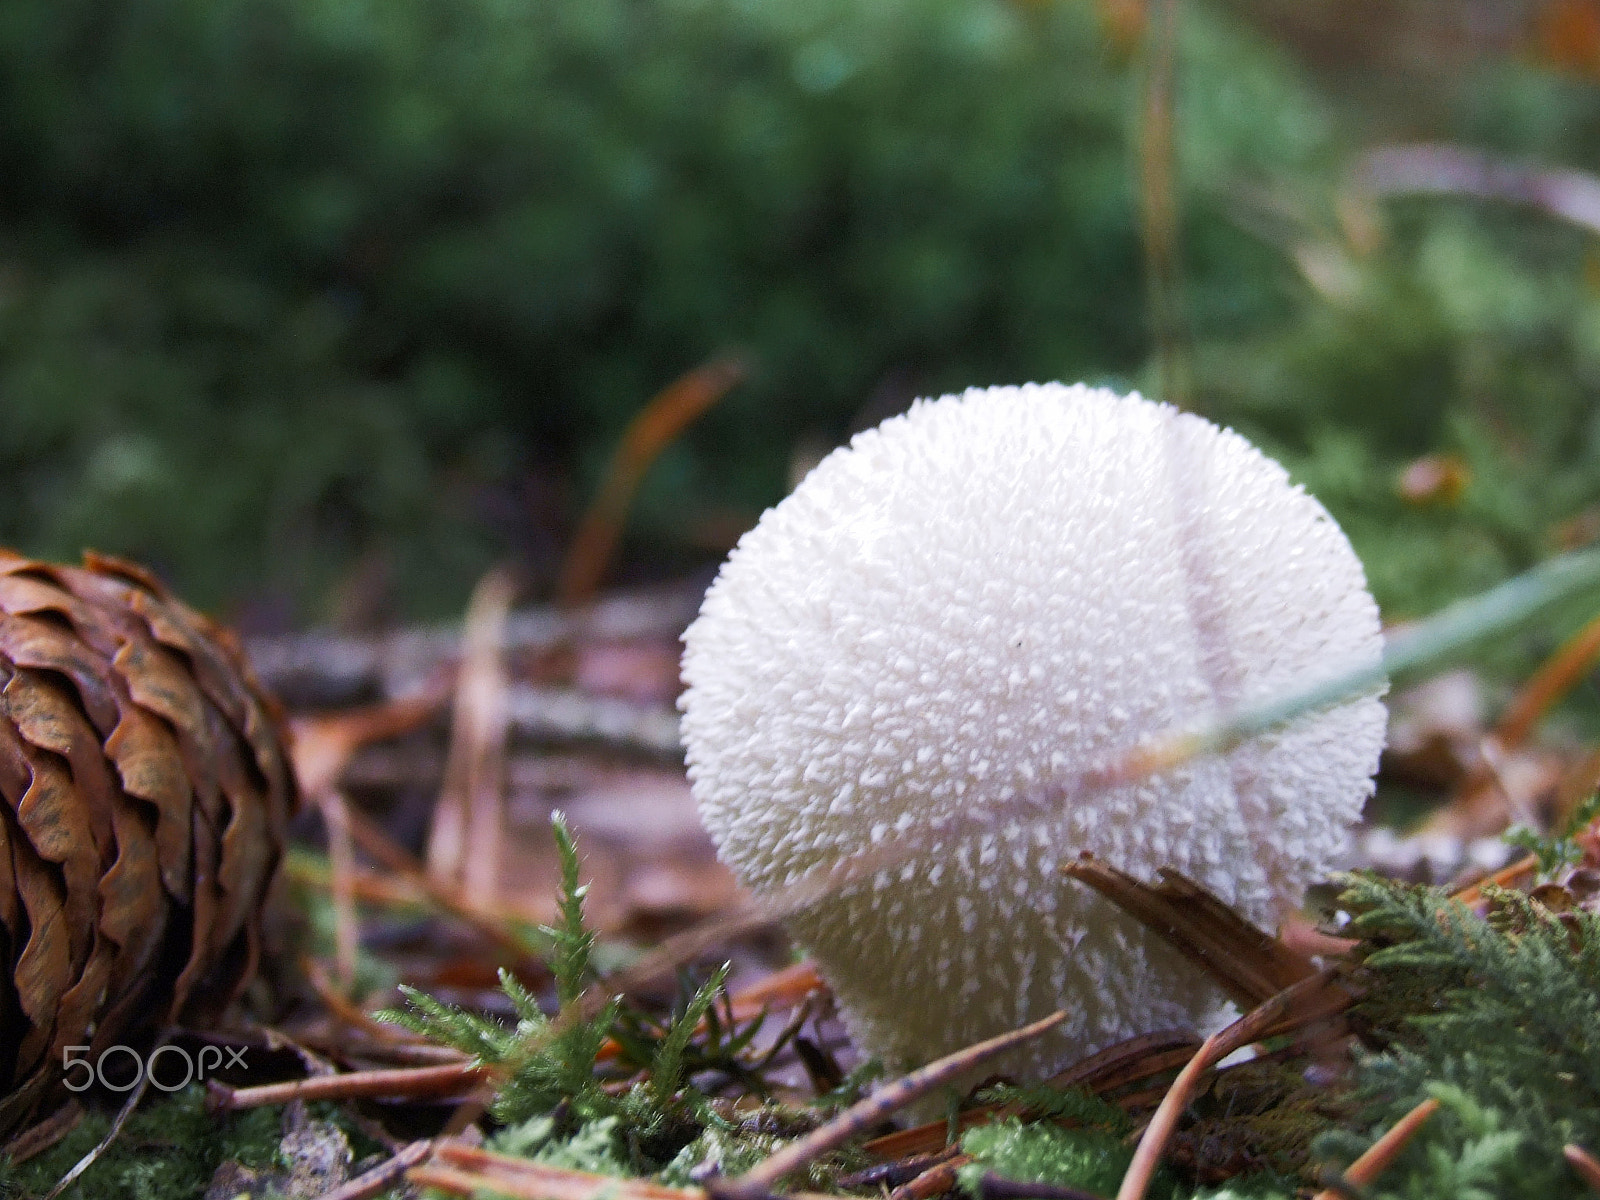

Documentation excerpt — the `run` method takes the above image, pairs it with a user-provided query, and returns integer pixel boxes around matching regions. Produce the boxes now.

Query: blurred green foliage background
[4,0,1600,625]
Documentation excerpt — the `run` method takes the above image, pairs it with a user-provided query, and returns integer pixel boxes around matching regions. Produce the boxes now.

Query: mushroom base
[785,861,1236,1090]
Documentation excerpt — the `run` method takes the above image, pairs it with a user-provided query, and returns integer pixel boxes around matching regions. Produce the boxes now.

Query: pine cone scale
[214,762,271,958]
[10,743,100,965]
[169,805,223,1015]
[8,672,119,859]
[0,616,123,734]
[104,706,195,903]
[50,938,115,1063]
[97,796,167,994]
[111,640,212,754]
[10,838,71,1069]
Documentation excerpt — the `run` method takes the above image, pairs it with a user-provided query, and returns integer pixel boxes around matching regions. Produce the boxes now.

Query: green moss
[1327,875,1600,1200]
[958,1119,1159,1200]
[658,1117,868,1194]
[0,1086,282,1200]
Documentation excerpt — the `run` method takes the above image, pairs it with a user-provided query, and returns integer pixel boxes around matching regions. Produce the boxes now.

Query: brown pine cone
[0,550,298,1135]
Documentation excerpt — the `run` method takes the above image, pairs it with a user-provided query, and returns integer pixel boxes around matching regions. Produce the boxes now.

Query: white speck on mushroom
[679,382,1386,1083]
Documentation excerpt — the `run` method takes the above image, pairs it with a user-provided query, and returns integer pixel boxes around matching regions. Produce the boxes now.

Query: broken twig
[210,1062,488,1109]
[713,1010,1067,1200]
[314,1139,433,1200]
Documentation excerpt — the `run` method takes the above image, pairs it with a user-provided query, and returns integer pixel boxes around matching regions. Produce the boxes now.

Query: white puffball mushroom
[679,383,1385,1081]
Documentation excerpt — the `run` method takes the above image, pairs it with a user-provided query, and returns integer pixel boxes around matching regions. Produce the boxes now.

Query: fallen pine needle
[863,1029,1202,1161]
[712,1010,1068,1200]
[314,1139,433,1200]
[414,1144,855,1200]
[864,1112,999,1162]
[209,1062,489,1109]
[557,357,746,607]
[2,1101,82,1167]
[722,959,828,1021]
[289,689,446,800]
[597,958,825,1065]
[44,1031,168,1200]
[302,955,434,1044]
[1566,1144,1600,1191]
[839,1146,963,1192]
[1313,1096,1440,1200]
[343,804,550,974]
[1115,971,1335,1200]
[409,1161,716,1200]
[1553,747,1600,834]
[409,1162,538,1199]
[887,1154,972,1200]
[1427,605,1600,839]
[436,1143,701,1198]
[1495,607,1600,751]
[1452,853,1538,908]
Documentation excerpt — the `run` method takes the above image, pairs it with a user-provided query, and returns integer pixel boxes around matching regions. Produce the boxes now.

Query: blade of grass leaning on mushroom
[678,383,1386,1085]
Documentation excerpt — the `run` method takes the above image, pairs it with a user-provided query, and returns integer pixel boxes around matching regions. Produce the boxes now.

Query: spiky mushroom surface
[679,383,1385,1079]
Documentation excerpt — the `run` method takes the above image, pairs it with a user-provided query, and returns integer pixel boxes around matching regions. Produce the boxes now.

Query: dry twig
[863,1029,1203,1161]
[1,1102,83,1167]
[210,1062,488,1109]
[712,1010,1067,1200]
[43,1031,169,1200]
[313,1139,433,1200]
[886,1154,972,1200]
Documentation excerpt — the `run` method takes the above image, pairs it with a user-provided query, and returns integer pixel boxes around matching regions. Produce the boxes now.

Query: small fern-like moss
[1331,873,1600,1200]
[378,814,794,1175]
[1504,792,1600,878]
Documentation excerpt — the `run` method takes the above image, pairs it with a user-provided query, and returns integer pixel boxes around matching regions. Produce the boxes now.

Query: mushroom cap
[679,383,1385,1078]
